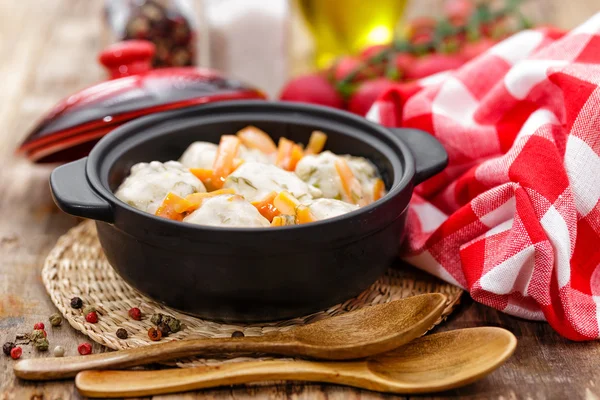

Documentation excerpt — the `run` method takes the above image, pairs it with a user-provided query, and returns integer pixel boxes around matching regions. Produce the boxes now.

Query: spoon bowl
[15,293,447,380]
[74,327,517,397]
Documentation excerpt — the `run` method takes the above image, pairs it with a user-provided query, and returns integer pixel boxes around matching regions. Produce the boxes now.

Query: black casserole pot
[49,101,447,322]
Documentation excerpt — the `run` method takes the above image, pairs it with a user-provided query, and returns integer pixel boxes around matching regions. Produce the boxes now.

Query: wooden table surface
[1,1,599,399]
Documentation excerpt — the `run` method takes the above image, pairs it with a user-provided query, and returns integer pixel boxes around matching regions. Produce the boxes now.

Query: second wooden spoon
[15,293,447,380]
[75,327,517,398]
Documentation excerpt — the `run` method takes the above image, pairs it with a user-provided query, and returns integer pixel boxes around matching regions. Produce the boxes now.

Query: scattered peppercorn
[10,346,22,360]
[116,328,128,339]
[53,345,65,357]
[70,297,83,309]
[33,322,45,330]
[49,313,63,327]
[157,322,171,337]
[30,329,46,341]
[85,311,99,324]
[3,342,15,356]
[82,305,97,315]
[34,338,49,351]
[231,330,245,338]
[150,313,163,325]
[78,343,92,355]
[148,327,162,341]
[166,317,181,333]
[128,307,142,321]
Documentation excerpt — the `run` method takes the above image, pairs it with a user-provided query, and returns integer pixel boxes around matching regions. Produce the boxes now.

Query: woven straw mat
[42,220,463,367]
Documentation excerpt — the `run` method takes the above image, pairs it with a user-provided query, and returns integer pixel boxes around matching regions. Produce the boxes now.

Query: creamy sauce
[179,141,273,169]
[295,151,383,204]
[224,162,322,202]
[183,194,270,227]
[308,198,359,220]
[115,161,205,214]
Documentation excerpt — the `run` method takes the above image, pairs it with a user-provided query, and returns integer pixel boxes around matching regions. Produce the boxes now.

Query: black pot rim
[85,100,415,233]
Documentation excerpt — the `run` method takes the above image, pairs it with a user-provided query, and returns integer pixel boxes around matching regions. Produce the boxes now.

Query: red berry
[406,17,436,42]
[333,56,361,81]
[128,307,142,321]
[394,53,416,79]
[332,56,382,82]
[10,346,22,360]
[33,322,44,330]
[444,0,474,26]
[85,311,98,323]
[404,53,466,80]
[279,73,344,109]
[360,44,389,60]
[348,78,397,117]
[78,343,92,355]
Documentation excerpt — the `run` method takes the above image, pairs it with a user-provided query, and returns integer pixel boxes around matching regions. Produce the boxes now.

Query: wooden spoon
[75,327,517,398]
[15,293,447,380]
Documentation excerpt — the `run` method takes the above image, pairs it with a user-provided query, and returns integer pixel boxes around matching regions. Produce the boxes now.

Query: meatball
[179,142,217,169]
[179,141,273,169]
[295,151,384,204]
[115,161,205,214]
[183,194,270,227]
[224,162,321,203]
[308,198,359,221]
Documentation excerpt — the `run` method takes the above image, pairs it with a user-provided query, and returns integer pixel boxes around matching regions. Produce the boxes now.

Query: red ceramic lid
[19,40,266,163]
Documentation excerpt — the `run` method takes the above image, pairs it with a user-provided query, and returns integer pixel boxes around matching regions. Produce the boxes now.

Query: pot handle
[49,158,114,223]
[389,128,448,184]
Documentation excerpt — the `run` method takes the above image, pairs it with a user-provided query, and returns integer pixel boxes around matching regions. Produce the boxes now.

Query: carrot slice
[155,192,192,221]
[271,216,284,227]
[251,191,280,222]
[373,178,385,202]
[334,158,366,206]
[212,135,241,189]
[275,137,295,170]
[190,168,216,191]
[182,189,236,213]
[295,205,316,224]
[273,191,300,215]
[289,144,304,171]
[237,126,277,154]
[305,131,327,155]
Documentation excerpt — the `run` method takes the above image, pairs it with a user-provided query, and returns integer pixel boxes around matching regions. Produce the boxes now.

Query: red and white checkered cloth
[367,15,600,340]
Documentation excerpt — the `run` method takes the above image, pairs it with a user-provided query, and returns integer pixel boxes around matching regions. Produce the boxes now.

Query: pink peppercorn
[85,311,98,323]
[78,343,92,355]
[10,346,22,360]
[33,322,45,330]
[128,307,142,321]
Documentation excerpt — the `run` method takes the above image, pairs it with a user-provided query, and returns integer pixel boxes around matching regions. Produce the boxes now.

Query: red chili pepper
[10,346,22,360]
[78,343,92,355]
[33,322,45,330]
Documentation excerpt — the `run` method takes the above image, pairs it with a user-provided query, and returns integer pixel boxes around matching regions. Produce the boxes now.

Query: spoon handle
[75,360,373,398]
[14,334,293,381]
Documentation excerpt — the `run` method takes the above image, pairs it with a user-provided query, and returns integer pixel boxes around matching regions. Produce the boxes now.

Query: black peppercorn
[2,342,15,356]
[116,328,128,339]
[231,330,245,338]
[157,322,171,337]
[70,297,83,309]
